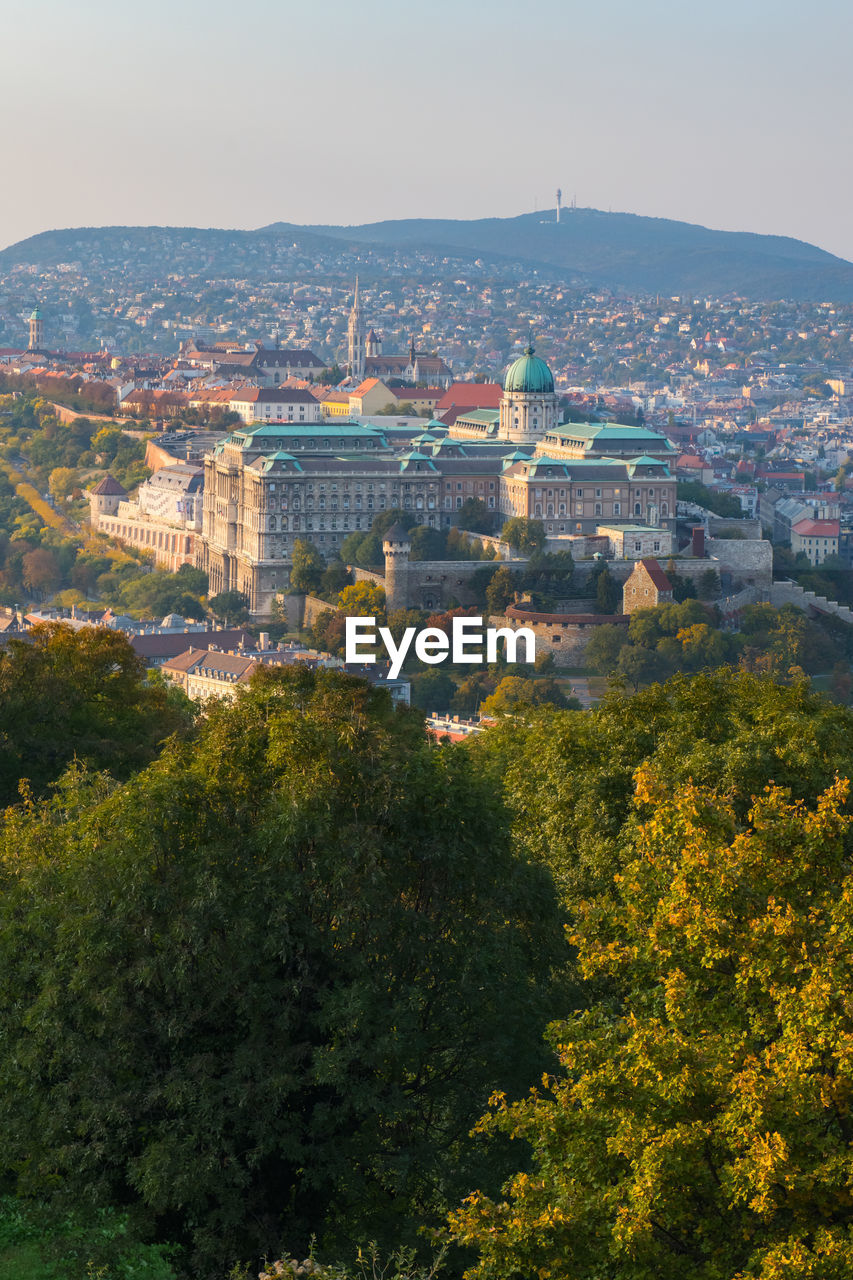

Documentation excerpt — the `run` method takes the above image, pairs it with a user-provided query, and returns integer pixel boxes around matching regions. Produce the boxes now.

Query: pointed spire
[353,276,360,310]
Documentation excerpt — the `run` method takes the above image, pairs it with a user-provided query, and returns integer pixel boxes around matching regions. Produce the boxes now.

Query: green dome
[503,344,554,394]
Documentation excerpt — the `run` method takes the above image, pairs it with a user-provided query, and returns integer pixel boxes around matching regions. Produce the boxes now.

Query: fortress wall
[491,608,629,668]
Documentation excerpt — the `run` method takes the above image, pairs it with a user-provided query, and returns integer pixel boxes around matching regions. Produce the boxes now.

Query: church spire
[347,279,366,381]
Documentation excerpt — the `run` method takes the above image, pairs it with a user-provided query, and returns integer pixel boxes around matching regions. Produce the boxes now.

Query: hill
[269,208,853,301]
[2,208,853,301]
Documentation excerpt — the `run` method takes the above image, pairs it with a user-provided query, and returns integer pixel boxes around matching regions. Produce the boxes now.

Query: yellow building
[348,377,393,415]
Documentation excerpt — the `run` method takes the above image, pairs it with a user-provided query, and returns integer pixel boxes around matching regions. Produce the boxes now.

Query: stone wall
[708,516,763,539]
[706,536,773,585]
[491,606,628,668]
[381,556,527,611]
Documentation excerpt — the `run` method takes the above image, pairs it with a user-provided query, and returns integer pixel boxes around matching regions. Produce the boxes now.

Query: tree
[370,509,418,539]
[480,676,569,716]
[593,564,620,613]
[454,499,492,534]
[409,668,456,713]
[500,518,545,556]
[451,671,498,717]
[677,480,743,519]
[485,567,519,615]
[48,466,78,502]
[583,622,627,673]
[337,580,386,619]
[21,547,60,597]
[449,770,853,1280]
[409,525,447,561]
[698,566,720,599]
[0,669,564,1275]
[319,561,352,599]
[617,642,663,689]
[341,533,383,570]
[290,539,324,594]
[0,623,192,806]
[209,589,250,624]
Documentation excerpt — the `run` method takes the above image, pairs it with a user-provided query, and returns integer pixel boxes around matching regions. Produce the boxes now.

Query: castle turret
[88,473,127,524]
[382,521,411,612]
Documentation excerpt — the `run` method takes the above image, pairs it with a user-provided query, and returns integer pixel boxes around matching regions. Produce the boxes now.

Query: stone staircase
[770,578,853,626]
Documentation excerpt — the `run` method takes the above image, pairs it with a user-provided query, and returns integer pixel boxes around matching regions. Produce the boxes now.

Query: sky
[2,0,852,260]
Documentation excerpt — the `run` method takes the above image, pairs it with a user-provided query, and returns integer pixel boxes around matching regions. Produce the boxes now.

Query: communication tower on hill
[556,188,562,223]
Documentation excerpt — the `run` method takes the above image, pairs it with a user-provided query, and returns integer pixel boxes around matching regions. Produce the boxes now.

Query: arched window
[269,517,277,531]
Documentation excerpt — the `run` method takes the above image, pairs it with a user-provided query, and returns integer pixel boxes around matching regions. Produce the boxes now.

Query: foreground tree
[0,623,192,805]
[468,668,853,911]
[450,771,853,1280]
[0,668,564,1276]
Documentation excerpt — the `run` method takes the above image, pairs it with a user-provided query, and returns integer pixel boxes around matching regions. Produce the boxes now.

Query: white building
[229,387,323,425]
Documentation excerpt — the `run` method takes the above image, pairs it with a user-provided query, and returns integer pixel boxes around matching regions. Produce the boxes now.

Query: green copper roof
[504,345,554,394]
[260,452,303,471]
[554,422,675,448]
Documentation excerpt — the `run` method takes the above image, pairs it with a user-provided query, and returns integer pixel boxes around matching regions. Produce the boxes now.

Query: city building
[622,559,675,614]
[196,347,677,617]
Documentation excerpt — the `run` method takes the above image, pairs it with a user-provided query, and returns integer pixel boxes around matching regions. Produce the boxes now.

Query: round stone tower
[382,521,411,613]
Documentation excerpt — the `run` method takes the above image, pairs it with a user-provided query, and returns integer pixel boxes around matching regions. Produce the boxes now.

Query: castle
[186,347,675,618]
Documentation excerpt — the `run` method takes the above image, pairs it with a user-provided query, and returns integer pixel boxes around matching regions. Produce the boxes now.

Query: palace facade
[194,347,677,617]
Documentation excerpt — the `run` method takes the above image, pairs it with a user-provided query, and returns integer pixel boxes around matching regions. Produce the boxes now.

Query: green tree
[0,623,192,806]
[698,566,721,599]
[409,668,456,713]
[450,769,853,1280]
[209,589,250,624]
[500,518,545,556]
[677,480,743,518]
[290,539,324,594]
[454,498,492,534]
[593,564,620,613]
[409,525,447,561]
[485,567,519,615]
[584,622,628,673]
[451,672,497,717]
[0,669,564,1275]
[480,675,568,715]
[370,509,418,539]
[319,561,352,599]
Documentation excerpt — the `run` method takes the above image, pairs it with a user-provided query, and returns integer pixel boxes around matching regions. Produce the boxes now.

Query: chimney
[259,631,270,650]
[691,526,705,559]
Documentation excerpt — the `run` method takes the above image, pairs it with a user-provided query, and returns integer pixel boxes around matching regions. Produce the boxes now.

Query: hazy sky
[2,0,852,260]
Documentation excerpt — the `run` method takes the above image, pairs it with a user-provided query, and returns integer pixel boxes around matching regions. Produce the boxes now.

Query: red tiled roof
[131,628,253,661]
[90,474,127,496]
[638,559,673,591]
[792,519,839,537]
[435,382,502,412]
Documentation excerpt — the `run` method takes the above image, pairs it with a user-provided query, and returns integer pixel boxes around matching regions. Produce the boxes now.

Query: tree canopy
[0,668,564,1276]
[0,623,192,806]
